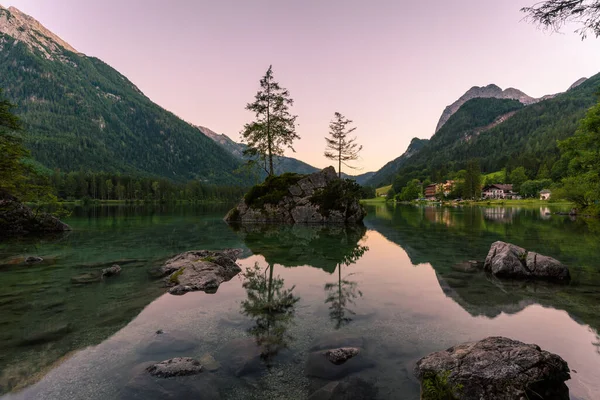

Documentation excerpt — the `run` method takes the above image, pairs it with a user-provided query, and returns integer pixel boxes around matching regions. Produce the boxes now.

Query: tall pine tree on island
[324,112,362,178]
[241,66,299,177]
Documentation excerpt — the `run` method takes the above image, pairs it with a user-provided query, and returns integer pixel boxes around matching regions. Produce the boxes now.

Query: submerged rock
[224,166,366,224]
[138,330,197,356]
[484,241,570,281]
[0,194,70,236]
[324,347,360,365]
[219,338,265,377]
[19,323,72,346]
[306,337,373,380]
[415,336,571,400]
[159,249,242,295]
[146,357,203,378]
[309,377,379,400]
[70,271,104,284]
[121,361,221,400]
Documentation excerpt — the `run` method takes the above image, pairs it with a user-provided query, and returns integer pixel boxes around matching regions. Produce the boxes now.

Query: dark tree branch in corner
[522,0,600,39]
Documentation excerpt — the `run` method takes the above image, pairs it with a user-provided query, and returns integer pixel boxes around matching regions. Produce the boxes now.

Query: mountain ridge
[0,5,243,184]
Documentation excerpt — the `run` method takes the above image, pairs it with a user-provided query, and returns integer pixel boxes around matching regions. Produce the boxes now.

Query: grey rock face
[484,241,570,281]
[159,249,242,295]
[0,199,70,236]
[435,84,537,132]
[102,264,121,277]
[146,357,203,378]
[225,166,365,224]
[526,252,571,281]
[415,336,571,400]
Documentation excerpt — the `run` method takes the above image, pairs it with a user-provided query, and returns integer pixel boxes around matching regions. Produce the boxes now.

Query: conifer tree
[241,66,299,176]
[324,112,362,178]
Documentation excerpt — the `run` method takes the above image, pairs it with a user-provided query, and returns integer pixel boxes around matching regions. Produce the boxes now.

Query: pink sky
[4,0,600,172]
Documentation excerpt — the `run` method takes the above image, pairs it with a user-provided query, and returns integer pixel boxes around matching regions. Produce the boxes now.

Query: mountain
[568,77,587,90]
[435,84,537,132]
[0,5,242,184]
[195,125,319,175]
[195,125,375,184]
[373,73,600,190]
[367,138,429,188]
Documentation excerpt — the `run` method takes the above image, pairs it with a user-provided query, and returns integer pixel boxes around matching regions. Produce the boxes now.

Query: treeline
[48,171,246,202]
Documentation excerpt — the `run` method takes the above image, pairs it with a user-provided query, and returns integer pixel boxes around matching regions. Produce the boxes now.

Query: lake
[0,203,599,399]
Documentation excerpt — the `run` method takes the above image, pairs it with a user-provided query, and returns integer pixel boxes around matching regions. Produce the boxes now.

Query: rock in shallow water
[146,357,203,378]
[308,377,379,400]
[415,336,571,400]
[0,197,70,236]
[324,347,360,365]
[484,241,570,282]
[138,330,197,356]
[120,361,221,400]
[158,249,242,295]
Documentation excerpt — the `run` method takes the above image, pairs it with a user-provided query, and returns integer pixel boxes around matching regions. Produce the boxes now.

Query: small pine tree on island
[324,112,362,179]
[241,65,299,177]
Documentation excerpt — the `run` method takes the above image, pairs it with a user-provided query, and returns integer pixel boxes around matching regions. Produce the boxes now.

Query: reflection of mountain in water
[230,224,368,273]
[364,204,600,332]
[0,204,243,395]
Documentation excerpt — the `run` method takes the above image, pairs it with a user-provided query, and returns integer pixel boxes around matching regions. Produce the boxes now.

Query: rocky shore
[0,191,70,236]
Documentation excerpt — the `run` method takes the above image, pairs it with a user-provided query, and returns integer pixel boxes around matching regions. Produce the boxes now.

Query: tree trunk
[266,85,274,176]
[338,137,342,179]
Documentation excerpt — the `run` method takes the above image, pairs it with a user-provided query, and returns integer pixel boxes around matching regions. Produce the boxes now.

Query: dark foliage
[310,179,363,217]
[244,173,303,208]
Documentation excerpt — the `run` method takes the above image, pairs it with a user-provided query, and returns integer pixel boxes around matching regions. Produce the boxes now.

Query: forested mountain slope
[368,138,429,188]
[0,6,242,184]
[371,73,600,189]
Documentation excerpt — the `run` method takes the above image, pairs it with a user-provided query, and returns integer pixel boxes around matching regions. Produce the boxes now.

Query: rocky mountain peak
[0,5,79,58]
[568,77,587,91]
[435,84,536,133]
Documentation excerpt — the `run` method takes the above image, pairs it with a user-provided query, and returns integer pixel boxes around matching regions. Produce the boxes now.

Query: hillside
[367,137,429,188]
[377,73,600,190]
[0,6,242,184]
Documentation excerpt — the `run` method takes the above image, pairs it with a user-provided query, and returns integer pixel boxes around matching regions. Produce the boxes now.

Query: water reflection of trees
[325,244,369,329]
[240,263,300,362]
[230,223,368,273]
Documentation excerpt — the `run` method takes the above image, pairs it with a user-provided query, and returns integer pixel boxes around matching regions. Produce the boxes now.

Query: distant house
[425,184,437,200]
[442,180,455,197]
[540,189,551,201]
[482,184,519,200]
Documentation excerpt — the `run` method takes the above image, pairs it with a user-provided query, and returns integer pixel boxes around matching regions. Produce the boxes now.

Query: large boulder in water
[484,241,570,282]
[158,249,242,295]
[415,336,571,400]
[0,192,70,236]
[224,167,366,224]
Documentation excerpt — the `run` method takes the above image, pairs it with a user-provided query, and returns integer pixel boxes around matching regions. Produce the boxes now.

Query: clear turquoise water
[0,203,599,399]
